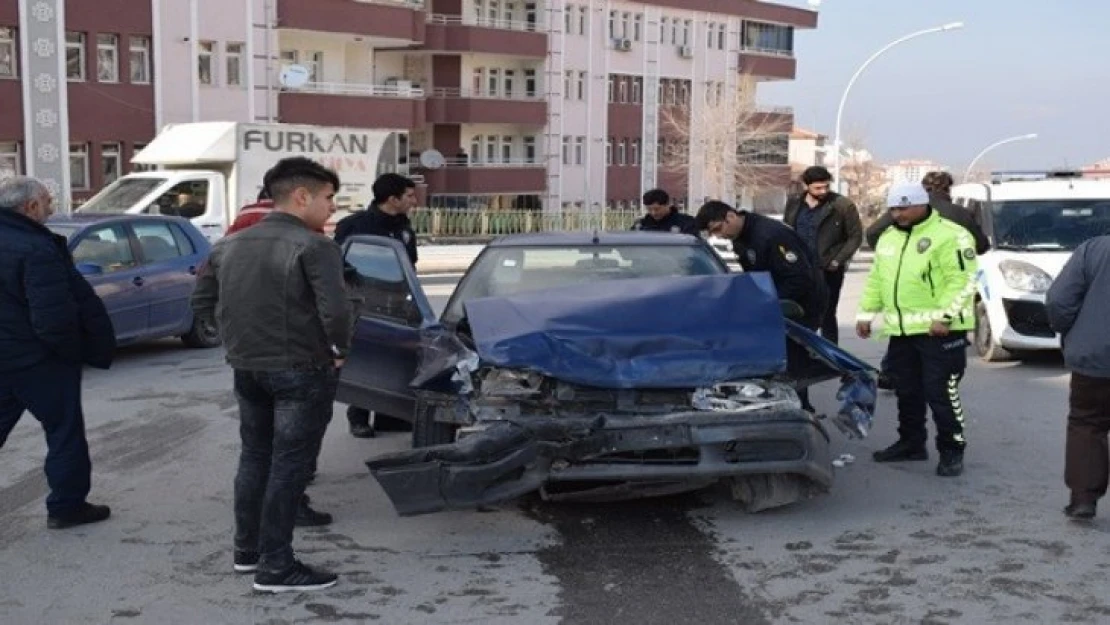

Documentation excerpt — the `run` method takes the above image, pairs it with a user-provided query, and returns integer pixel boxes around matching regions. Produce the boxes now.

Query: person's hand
[334,358,346,369]
[856,321,872,339]
[929,320,950,337]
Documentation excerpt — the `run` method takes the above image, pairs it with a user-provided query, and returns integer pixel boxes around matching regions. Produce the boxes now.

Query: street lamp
[963,133,1039,182]
[832,22,964,193]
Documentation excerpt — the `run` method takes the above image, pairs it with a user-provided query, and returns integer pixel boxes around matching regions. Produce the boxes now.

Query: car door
[130,220,200,337]
[337,235,437,421]
[70,223,148,341]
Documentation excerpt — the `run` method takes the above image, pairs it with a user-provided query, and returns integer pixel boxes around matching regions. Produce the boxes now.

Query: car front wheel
[181,315,221,348]
[974,301,1011,362]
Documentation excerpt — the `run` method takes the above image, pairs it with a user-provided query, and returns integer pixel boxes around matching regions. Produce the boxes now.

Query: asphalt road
[1,270,1105,625]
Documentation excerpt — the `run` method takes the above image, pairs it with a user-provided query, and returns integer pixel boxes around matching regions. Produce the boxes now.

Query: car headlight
[998,259,1054,293]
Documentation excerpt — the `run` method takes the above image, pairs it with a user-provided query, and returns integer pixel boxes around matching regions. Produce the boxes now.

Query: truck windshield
[992,200,1110,251]
[78,178,167,214]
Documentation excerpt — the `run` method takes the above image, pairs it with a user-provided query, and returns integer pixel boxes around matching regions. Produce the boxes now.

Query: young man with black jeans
[782,166,863,345]
[334,173,418,438]
[192,158,352,592]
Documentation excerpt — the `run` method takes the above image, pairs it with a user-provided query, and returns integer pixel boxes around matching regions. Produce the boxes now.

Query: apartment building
[886,159,947,185]
[1,0,816,211]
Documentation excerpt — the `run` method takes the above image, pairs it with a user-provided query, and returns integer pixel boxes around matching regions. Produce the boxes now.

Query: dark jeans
[0,359,91,516]
[233,366,337,573]
[1065,372,1110,506]
[820,269,846,345]
[886,334,969,453]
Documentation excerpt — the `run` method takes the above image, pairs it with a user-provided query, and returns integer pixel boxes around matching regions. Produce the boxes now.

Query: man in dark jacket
[192,157,351,593]
[783,166,863,344]
[1046,235,1110,520]
[866,171,991,389]
[632,188,698,234]
[695,200,829,412]
[334,173,418,437]
[0,176,116,529]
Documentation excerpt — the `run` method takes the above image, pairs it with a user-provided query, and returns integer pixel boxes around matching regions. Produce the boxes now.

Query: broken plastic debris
[452,352,480,395]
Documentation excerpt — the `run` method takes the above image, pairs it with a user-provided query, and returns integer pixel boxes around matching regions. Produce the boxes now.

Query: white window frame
[618,77,628,103]
[472,67,484,93]
[608,10,616,38]
[305,51,323,83]
[633,14,642,41]
[500,136,513,163]
[562,136,571,165]
[0,27,18,79]
[524,68,536,97]
[718,24,727,50]
[605,138,613,165]
[564,69,572,99]
[129,36,150,84]
[621,12,630,39]
[487,68,500,96]
[486,135,498,163]
[525,2,538,31]
[198,40,215,85]
[470,135,483,163]
[523,136,537,162]
[563,3,571,32]
[578,6,587,35]
[503,68,515,97]
[660,17,668,43]
[632,76,642,103]
[96,34,118,83]
[684,19,692,47]
[504,1,516,26]
[617,139,626,166]
[576,71,586,100]
[225,42,244,87]
[574,136,585,165]
[607,75,615,102]
[631,139,641,166]
[66,32,86,81]
[70,143,90,191]
[0,142,21,179]
[101,142,122,185]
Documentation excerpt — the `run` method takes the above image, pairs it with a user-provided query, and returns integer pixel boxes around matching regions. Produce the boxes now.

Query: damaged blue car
[337,232,877,516]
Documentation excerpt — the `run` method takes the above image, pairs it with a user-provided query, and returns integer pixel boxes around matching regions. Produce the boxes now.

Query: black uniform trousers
[886,333,969,454]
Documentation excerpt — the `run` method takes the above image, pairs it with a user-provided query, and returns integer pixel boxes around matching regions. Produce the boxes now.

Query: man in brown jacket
[783,166,863,344]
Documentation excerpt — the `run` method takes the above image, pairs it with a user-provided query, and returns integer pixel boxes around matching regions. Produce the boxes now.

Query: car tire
[181,315,221,349]
[974,301,1011,362]
[412,398,457,448]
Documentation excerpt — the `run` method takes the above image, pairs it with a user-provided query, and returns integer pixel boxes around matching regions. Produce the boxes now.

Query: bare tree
[837,133,888,221]
[659,73,792,204]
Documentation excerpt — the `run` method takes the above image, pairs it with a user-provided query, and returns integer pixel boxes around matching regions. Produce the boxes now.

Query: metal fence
[408,209,643,238]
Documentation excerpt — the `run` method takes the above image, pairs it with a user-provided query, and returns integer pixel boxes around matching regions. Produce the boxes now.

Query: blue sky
[761,0,1110,172]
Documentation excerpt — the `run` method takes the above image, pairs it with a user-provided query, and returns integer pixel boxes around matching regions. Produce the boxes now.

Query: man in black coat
[334,173,418,437]
[632,188,698,235]
[0,176,116,529]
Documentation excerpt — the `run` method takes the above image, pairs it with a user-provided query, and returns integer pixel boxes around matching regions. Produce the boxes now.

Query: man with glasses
[856,182,979,477]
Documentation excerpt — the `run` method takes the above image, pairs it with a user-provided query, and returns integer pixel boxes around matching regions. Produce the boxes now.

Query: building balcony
[426,88,547,125]
[278,82,426,129]
[739,49,797,80]
[277,0,425,42]
[420,161,546,194]
[749,105,794,132]
[644,0,817,27]
[423,14,547,57]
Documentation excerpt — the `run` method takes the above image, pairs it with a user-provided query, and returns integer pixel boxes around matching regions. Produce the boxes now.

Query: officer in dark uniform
[695,200,829,412]
[333,173,418,438]
[632,188,699,235]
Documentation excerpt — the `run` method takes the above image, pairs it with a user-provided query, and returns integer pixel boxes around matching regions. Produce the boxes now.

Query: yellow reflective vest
[856,210,979,336]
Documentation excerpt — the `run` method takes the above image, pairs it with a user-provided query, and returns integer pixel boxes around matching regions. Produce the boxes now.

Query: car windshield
[45,223,79,239]
[442,243,724,323]
[992,199,1110,251]
[78,177,167,213]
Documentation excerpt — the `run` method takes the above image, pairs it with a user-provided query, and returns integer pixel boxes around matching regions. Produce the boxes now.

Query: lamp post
[832,22,964,193]
[963,133,1038,182]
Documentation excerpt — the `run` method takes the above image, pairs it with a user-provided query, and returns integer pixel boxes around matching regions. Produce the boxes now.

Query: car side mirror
[76,262,103,276]
[780,300,805,321]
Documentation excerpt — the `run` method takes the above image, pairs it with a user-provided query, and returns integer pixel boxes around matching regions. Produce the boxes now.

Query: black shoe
[877,374,894,391]
[1065,502,1097,520]
[872,441,928,463]
[47,503,111,529]
[349,421,375,438]
[936,451,964,477]
[295,495,333,527]
[253,561,338,593]
[234,550,260,574]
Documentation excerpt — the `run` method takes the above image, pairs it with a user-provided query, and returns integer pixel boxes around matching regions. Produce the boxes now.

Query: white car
[951,171,1110,361]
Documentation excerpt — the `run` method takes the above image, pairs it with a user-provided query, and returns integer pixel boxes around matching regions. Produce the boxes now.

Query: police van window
[991,200,1110,251]
[344,241,421,325]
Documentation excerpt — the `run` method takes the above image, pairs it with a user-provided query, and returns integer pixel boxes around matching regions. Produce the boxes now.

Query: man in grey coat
[1046,234,1110,520]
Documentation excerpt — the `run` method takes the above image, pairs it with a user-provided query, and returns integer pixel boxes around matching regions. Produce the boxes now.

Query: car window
[344,241,422,326]
[133,222,187,263]
[991,200,1110,251]
[148,180,208,219]
[72,224,136,273]
[169,223,196,255]
[443,244,723,323]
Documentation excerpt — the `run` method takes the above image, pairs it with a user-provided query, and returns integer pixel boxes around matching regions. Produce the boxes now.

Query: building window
[487,0,498,24]
[605,138,612,165]
[524,69,536,97]
[683,20,692,47]
[707,22,715,48]
[198,41,215,85]
[487,68,500,96]
[718,24,727,50]
[66,32,86,81]
[305,51,323,82]
[608,10,616,38]
[633,14,642,41]
[576,71,586,100]
[101,143,122,185]
[632,76,642,103]
[472,67,484,93]
[617,140,626,166]
[671,19,679,45]
[574,136,584,165]
[679,81,689,105]
[525,2,538,31]
[742,21,794,55]
[523,136,536,162]
[504,1,516,25]
[129,36,151,83]
[563,70,572,99]
[0,142,21,179]
[470,135,483,163]
[503,69,515,97]
[562,137,571,165]
[578,6,587,35]
[617,77,628,103]
[501,136,513,162]
[486,135,498,163]
[631,139,641,166]
[226,42,244,87]
[563,3,571,32]
[96,34,118,82]
[0,27,17,78]
[280,49,297,65]
[621,12,630,39]
[70,144,90,190]
[660,17,667,43]
[607,75,615,102]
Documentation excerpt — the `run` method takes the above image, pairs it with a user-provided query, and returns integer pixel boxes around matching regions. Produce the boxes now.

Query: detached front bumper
[366,408,832,516]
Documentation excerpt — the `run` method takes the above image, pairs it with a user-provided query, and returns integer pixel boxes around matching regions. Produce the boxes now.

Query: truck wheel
[974,301,1011,362]
[412,398,457,448]
[181,316,221,348]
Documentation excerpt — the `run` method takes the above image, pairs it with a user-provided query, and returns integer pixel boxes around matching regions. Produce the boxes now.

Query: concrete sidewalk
[416,243,875,276]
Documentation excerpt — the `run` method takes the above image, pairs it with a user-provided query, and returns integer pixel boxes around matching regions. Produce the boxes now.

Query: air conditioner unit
[679,45,693,58]
[613,38,632,51]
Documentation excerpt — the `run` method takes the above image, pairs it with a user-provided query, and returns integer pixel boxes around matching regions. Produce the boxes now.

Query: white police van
[951,171,1110,361]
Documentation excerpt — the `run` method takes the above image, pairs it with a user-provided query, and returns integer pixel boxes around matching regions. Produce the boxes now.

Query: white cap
[886,182,930,208]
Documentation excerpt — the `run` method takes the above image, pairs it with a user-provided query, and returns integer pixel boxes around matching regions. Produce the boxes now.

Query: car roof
[48,213,192,229]
[952,179,1110,202]
[487,231,704,247]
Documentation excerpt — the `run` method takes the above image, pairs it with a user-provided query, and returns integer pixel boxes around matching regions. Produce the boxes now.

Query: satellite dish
[419,149,446,170]
[279,64,310,88]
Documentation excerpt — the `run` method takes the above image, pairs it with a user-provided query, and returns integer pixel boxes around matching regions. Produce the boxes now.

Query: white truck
[75,122,407,241]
